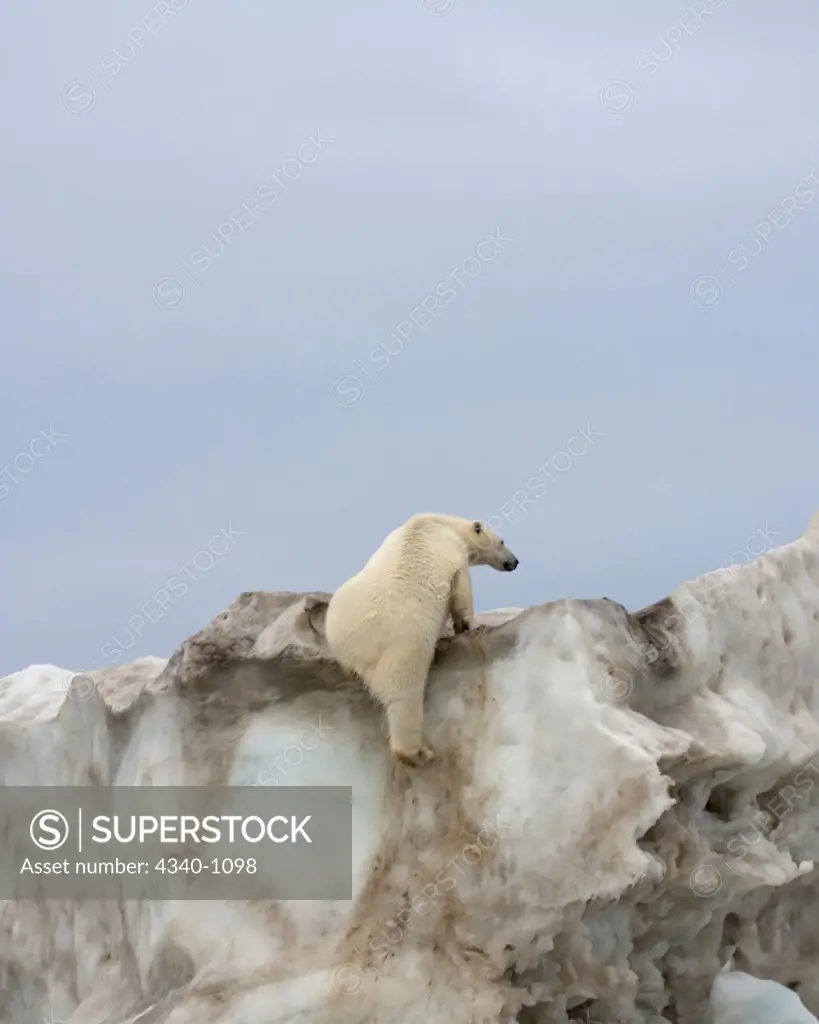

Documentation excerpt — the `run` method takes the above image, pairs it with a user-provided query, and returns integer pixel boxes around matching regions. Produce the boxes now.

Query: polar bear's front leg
[449,567,475,634]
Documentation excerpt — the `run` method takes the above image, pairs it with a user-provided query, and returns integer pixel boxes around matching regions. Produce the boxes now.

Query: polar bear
[324,513,519,767]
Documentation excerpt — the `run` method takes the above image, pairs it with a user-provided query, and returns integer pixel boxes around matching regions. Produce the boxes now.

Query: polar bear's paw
[393,743,435,768]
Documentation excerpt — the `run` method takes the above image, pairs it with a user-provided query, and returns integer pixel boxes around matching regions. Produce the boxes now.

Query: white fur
[324,513,518,765]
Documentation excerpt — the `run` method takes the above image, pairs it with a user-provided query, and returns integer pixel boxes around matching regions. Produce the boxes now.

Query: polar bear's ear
[473,521,483,533]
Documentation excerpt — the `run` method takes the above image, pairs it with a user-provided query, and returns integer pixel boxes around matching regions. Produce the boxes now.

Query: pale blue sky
[1,0,817,675]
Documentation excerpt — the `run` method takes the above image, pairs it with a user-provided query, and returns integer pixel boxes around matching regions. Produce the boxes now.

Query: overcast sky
[1,0,818,676]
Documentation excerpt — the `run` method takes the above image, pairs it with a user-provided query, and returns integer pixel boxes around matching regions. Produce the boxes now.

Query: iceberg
[2,514,819,1021]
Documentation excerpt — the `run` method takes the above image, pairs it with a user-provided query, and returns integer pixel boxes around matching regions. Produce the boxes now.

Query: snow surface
[710,970,818,1024]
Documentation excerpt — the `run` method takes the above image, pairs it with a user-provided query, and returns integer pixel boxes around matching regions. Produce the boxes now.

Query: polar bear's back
[362,515,465,583]
[324,515,469,680]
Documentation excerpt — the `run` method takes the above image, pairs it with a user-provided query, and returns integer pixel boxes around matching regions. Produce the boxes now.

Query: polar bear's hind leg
[370,649,435,767]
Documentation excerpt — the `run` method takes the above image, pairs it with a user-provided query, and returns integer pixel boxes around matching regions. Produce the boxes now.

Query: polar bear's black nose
[503,557,519,571]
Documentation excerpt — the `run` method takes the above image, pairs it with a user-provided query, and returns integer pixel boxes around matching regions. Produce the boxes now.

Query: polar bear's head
[468,521,519,572]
